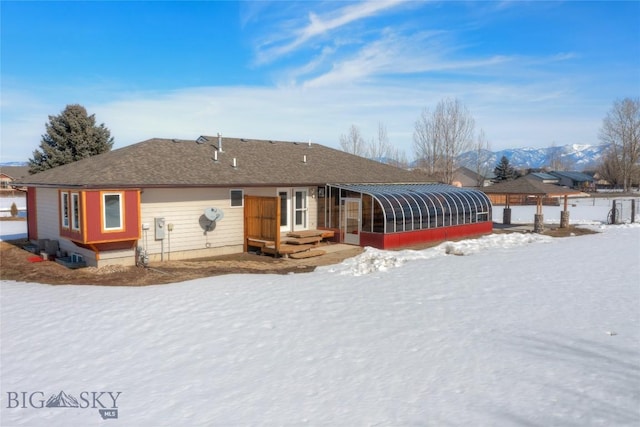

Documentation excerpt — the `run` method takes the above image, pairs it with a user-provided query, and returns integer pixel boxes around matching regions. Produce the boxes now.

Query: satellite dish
[204,207,224,222]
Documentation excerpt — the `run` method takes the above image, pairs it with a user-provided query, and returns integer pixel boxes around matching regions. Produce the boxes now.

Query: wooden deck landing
[247,229,335,258]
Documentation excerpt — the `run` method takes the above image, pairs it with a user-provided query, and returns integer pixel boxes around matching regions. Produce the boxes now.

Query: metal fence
[607,198,640,224]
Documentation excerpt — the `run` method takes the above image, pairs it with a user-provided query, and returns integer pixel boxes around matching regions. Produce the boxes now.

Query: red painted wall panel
[83,190,141,243]
[359,222,493,249]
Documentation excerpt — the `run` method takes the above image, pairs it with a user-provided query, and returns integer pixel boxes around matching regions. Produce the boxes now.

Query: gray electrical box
[154,217,166,240]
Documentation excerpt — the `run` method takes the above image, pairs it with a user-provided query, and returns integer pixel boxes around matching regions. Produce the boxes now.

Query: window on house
[71,193,80,231]
[103,193,123,230]
[294,189,308,228]
[61,192,69,228]
[230,189,243,207]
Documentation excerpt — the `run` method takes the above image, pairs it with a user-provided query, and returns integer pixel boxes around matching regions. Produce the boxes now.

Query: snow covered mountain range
[457,144,609,171]
[0,161,28,167]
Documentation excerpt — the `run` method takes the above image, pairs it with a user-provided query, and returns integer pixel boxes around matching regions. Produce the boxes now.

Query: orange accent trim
[89,244,100,260]
[69,236,140,245]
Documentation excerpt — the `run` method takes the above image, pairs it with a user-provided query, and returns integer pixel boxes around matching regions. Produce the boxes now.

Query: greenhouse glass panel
[457,192,475,224]
[451,191,468,225]
[326,183,492,234]
[376,195,396,233]
[373,200,385,233]
[438,193,452,226]
[387,195,405,232]
[424,193,441,228]
[396,193,417,231]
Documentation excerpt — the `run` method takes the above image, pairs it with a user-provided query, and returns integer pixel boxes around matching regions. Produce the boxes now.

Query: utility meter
[154,217,166,240]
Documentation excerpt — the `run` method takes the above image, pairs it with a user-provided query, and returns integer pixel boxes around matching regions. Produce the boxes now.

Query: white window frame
[71,192,80,231]
[230,189,244,208]
[102,192,123,231]
[277,188,291,232]
[60,192,69,228]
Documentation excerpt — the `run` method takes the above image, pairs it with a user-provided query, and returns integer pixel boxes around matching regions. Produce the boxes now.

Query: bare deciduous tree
[387,147,409,169]
[367,122,390,160]
[598,148,623,187]
[339,124,366,156]
[599,97,640,191]
[413,98,476,184]
[474,129,492,187]
[413,107,440,175]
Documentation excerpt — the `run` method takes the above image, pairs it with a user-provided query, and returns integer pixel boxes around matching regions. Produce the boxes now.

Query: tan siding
[97,249,137,267]
[139,188,247,261]
[308,187,318,229]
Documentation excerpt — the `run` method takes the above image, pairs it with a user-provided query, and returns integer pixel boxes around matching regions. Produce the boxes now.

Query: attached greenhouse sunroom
[319,184,493,249]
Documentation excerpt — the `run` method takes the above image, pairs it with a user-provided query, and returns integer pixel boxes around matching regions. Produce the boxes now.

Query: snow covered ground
[0,220,27,241]
[1,201,639,426]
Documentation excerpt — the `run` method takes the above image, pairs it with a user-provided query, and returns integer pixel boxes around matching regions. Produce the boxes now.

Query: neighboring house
[549,171,595,191]
[525,172,560,185]
[0,166,29,194]
[452,167,494,188]
[17,136,493,267]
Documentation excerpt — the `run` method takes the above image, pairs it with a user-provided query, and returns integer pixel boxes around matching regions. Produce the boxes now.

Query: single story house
[17,136,493,267]
[549,171,595,191]
[525,172,560,185]
[452,167,494,188]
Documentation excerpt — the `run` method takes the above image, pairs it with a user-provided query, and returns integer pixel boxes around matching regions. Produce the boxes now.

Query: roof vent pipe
[217,133,223,152]
[232,158,237,168]
[213,150,218,162]
[303,155,307,163]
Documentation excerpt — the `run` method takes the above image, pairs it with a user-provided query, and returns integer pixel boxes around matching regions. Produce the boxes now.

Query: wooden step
[289,249,326,259]
[286,230,323,238]
[262,243,315,255]
[319,230,335,239]
[284,236,322,245]
[247,238,275,249]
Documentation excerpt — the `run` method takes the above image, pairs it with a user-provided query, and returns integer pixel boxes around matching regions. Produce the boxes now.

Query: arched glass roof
[330,183,492,233]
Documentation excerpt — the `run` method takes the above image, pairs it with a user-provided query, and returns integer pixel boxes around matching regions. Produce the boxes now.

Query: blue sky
[1,1,639,163]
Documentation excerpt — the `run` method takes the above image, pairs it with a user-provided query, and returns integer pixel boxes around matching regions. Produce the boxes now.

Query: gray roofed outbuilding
[16,137,432,188]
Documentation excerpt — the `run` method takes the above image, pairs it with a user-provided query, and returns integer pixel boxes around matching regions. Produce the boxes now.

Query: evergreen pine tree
[29,104,114,174]
[493,155,517,181]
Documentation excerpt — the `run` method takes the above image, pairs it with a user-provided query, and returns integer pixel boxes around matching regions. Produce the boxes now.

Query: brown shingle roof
[17,137,431,188]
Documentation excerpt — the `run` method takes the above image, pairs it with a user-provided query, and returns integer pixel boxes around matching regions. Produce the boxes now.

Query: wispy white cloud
[255,0,408,64]
[296,28,515,88]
